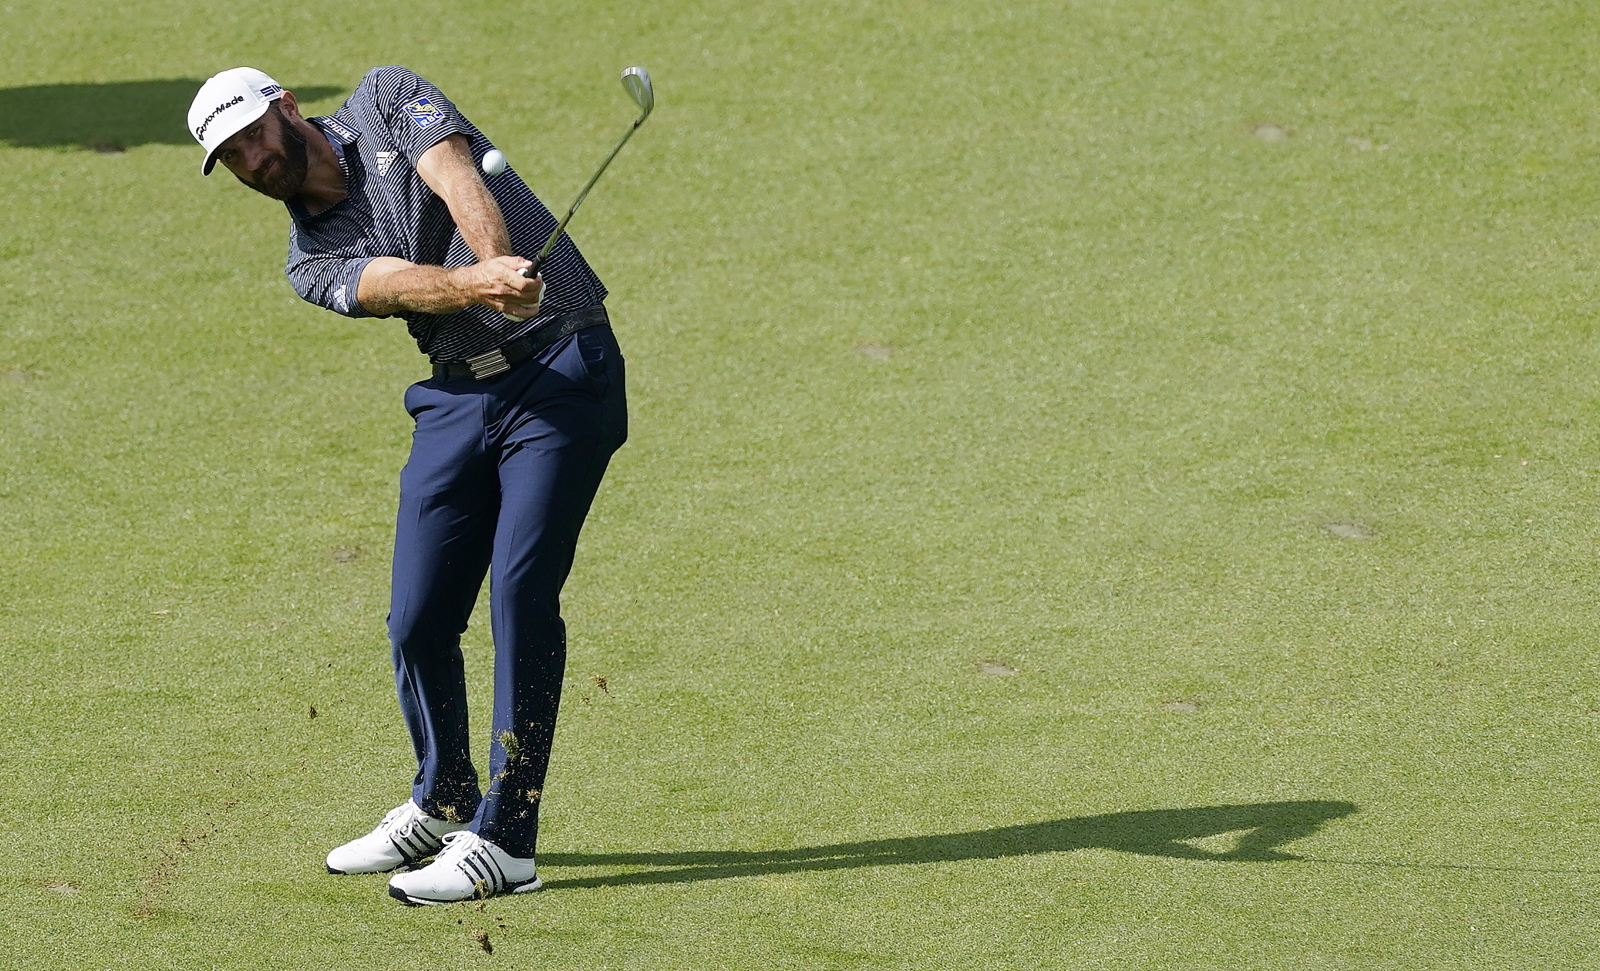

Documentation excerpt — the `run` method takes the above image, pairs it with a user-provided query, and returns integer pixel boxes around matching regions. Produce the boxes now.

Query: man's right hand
[452,256,543,319]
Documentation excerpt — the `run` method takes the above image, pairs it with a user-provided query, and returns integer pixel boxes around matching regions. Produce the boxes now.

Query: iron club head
[621,66,654,121]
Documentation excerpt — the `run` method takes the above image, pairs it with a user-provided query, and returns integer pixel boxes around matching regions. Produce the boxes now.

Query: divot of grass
[1,365,43,382]
[132,832,212,918]
[498,731,521,763]
[329,546,361,564]
[1323,522,1375,540]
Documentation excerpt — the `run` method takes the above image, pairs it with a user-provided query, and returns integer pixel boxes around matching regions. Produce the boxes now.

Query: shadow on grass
[0,80,344,150]
[539,800,1357,889]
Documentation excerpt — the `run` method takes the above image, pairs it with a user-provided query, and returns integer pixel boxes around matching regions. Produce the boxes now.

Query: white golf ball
[482,149,507,176]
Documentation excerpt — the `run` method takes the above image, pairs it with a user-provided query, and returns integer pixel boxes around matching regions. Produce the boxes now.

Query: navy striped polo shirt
[283,66,607,363]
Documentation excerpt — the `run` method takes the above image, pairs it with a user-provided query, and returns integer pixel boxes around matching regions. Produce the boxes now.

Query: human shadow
[0,80,344,150]
[539,800,1358,889]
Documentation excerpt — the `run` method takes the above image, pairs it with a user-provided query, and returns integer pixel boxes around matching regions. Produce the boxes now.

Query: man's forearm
[358,260,473,316]
[447,181,513,262]
[357,255,541,319]
[418,135,513,261]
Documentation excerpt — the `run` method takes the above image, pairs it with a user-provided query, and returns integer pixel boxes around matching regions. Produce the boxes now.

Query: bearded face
[231,103,310,201]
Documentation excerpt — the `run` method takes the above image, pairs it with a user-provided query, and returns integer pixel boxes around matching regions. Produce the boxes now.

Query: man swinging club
[187,66,628,904]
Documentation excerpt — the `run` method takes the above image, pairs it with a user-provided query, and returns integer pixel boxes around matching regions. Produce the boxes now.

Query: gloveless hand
[452,256,544,319]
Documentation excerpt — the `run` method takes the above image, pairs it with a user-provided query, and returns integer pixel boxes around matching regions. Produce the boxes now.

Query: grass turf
[2,0,1598,967]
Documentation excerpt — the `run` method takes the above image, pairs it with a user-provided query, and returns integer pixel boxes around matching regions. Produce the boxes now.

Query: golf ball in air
[482,150,507,176]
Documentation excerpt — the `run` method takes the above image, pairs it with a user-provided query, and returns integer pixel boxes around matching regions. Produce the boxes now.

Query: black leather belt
[432,305,609,381]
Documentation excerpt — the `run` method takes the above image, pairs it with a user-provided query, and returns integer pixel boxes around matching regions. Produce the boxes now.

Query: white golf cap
[188,67,284,175]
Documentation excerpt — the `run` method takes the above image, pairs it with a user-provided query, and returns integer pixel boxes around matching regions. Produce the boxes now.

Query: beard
[235,107,310,201]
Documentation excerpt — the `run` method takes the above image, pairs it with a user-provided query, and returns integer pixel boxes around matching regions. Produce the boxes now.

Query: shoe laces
[380,801,429,841]
[434,829,487,868]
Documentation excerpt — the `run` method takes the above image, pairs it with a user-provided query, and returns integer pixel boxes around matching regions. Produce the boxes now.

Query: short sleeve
[285,225,377,318]
[362,66,471,165]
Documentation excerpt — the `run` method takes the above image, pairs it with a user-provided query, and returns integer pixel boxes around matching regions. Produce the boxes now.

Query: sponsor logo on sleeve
[333,285,350,312]
[401,96,445,129]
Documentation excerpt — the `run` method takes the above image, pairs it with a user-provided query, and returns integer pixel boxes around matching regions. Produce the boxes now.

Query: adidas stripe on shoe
[326,800,467,875]
[386,831,542,905]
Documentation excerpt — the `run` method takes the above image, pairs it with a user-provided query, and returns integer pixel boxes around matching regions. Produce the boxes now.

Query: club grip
[501,262,546,320]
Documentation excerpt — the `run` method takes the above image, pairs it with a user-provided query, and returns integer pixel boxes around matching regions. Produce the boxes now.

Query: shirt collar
[312,114,361,146]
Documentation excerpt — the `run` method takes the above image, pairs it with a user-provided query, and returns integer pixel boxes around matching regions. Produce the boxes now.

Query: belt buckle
[464,347,511,380]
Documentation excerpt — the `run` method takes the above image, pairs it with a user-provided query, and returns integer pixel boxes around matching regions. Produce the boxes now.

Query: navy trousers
[387,321,626,858]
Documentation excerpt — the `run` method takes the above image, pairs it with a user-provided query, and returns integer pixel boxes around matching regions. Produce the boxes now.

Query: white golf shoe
[325,800,467,875]
[387,831,542,905]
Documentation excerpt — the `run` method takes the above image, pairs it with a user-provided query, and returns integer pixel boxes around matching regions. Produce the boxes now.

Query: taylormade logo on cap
[194,95,245,141]
[187,67,285,176]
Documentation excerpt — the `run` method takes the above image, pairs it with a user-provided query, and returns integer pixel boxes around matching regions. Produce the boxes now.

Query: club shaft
[526,116,645,277]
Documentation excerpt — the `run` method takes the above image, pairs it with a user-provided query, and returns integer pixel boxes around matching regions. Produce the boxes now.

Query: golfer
[187,66,627,904]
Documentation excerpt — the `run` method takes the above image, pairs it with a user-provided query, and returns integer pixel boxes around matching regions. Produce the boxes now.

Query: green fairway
[3,0,1599,966]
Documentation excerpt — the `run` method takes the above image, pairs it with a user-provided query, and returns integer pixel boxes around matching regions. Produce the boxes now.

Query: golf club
[523,65,654,281]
